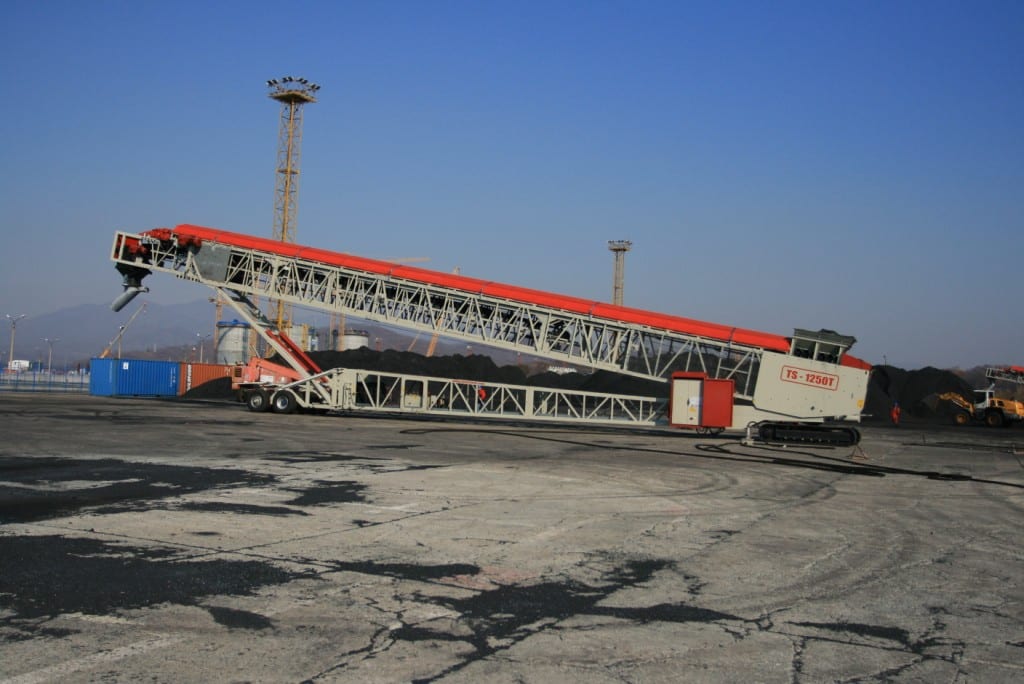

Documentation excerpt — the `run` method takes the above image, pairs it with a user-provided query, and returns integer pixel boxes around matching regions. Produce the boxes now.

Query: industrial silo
[286,324,320,351]
[216,320,250,365]
[342,329,370,350]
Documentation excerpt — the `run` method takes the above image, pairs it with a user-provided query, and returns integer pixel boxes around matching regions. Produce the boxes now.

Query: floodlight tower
[266,76,320,332]
[607,240,632,306]
[43,337,59,375]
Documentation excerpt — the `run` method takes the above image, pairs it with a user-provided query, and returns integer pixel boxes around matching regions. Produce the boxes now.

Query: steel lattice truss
[113,231,768,398]
[986,367,1024,385]
[273,367,664,426]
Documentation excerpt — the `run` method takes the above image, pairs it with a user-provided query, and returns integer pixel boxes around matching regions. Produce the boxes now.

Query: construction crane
[109,224,871,443]
[426,266,459,357]
[425,330,442,358]
[99,302,147,359]
[208,294,224,359]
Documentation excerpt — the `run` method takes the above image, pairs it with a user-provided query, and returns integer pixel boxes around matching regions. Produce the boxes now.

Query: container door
[700,378,735,428]
[116,360,179,396]
[670,374,735,429]
[88,358,117,396]
[670,377,703,426]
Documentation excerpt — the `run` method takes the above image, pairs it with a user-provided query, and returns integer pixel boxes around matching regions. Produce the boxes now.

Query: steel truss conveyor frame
[110,224,823,401]
[149,280,665,428]
[265,366,663,426]
[985,366,1024,385]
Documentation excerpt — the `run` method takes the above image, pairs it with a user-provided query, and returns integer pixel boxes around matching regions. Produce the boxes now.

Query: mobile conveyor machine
[110,224,871,444]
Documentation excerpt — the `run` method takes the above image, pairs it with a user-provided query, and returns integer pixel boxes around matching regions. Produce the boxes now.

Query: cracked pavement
[1,393,1022,682]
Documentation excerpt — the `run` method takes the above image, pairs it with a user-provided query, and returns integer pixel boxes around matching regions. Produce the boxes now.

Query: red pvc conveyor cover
[147,224,801,356]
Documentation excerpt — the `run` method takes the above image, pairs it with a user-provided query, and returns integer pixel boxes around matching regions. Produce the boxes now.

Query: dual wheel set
[243,388,301,414]
[952,409,1012,428]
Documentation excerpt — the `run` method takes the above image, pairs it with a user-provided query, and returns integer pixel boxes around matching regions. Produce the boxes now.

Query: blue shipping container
[89,358,179,397]
[89,358,116,396]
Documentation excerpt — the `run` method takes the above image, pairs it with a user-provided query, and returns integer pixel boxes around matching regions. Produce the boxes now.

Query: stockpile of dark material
[182,377,235,400]
[525,369,665,396]
[178,349,667,403]
[310,349,529,385]
[311,353,982,418]
[309,349,667,397]
[864,365,975,422]
[182,349,979,425]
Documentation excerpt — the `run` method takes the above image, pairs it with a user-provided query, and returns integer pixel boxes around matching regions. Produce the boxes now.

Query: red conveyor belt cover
[154,224,796,354]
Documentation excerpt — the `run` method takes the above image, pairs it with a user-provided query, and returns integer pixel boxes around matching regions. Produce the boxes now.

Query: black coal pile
[864,365,975,422]
[524,370,588,390]
[178,349,981,425]
[576,370,666,397]
[306,350,668,396]
[309,349,530,385]
[177,350,666,403]
[182,376,235,400]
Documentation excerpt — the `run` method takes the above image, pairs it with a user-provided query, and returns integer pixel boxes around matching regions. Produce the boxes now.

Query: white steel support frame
[182,280,664,427]
[273,367,662,426]
[112,231,769,398]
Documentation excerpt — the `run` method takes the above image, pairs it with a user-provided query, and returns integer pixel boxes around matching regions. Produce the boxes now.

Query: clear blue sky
[2,1,1021,369]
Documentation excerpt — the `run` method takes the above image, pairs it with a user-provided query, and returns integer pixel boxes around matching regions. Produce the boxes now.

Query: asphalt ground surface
[0,393,1022,683]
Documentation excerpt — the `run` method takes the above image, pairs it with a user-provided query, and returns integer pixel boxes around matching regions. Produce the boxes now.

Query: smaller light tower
[195,333,212,363]
[43,337,59,375]
[5,314,26,371]
[607,240,632,306]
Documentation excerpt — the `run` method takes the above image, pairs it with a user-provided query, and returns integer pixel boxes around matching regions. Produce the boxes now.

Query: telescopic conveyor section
[110,224,871,434]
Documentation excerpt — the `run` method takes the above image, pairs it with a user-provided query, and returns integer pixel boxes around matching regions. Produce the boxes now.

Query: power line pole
[5,314,26,371]
[43,337,59,375]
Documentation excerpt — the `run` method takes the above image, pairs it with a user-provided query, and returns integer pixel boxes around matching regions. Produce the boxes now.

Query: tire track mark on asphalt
[0,634,185,684]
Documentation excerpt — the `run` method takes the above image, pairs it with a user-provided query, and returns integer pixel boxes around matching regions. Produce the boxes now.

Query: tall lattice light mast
[266,76,319,332]
[607,240,632,306]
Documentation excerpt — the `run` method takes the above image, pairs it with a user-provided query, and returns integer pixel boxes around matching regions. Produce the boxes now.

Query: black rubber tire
[271,390,298,414]
[246,388,271,412]
[953,411,971,426]
[985,410,1004,428]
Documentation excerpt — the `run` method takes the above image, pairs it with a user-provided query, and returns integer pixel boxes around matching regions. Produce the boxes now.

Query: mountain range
[4,300,218,367]
[3,299,512,369]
